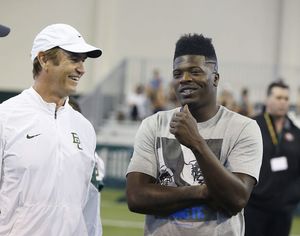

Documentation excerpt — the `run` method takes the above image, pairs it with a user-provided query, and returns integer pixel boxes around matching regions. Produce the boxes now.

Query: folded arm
[126,172,209,216]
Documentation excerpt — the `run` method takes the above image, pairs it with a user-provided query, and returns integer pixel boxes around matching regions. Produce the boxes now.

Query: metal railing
[78,60,127,131]
[96,144,133,188]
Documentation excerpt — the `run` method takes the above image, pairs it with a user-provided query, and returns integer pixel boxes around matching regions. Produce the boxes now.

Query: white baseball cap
[31,23,102,61]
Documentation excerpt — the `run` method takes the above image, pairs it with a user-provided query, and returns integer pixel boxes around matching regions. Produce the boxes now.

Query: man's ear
[213,73,220,87]
[37,52,47,70]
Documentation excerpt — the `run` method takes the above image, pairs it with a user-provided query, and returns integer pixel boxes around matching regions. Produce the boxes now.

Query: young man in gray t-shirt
[126,34,262,236]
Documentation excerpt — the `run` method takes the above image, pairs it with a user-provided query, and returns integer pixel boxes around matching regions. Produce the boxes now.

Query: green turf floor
[101,187,144,236]
[292,217,300,235]
[101,187,300,236]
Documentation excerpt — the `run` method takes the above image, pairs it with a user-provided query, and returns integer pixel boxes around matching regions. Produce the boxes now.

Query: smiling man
[0,24,102,235]
[126,34,263,236]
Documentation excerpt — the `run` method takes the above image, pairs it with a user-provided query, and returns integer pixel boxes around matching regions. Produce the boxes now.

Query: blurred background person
[126,84,149,121]
[146,69,167,114]
[165,81,181,110]
[237,87,255,117]
[218,87,239,112]
[245,80,300,236]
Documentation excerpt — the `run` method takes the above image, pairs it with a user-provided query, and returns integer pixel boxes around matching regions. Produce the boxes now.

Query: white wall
[1,0,299,102]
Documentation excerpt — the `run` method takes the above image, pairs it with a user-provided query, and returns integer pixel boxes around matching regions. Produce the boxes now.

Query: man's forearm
[191,140,253,215]
[127,177,209,216]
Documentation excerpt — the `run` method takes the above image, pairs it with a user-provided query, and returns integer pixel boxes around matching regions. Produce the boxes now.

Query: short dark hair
[174,34,217,63]
[267,79,289,96]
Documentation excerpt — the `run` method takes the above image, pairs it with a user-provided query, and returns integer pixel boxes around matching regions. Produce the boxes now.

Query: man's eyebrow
[205,61,218,72]
[205,60,217,64]
[173,66,205,73]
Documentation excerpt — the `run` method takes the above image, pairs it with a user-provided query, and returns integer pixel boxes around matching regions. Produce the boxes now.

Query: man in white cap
[0,24,10,37]
[0,24,102,235]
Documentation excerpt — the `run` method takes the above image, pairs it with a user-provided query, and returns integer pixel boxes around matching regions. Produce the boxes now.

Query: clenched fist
[169,104,202,148]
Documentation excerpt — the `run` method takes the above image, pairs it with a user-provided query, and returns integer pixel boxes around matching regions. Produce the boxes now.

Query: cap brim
[87,49,102,58]
[0,24,10,37]
[60,43,102,58]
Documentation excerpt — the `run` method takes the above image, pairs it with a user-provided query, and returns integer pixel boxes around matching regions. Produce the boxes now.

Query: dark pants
[244,204,293,236]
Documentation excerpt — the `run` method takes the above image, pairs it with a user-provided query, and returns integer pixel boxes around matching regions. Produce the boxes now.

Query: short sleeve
[227,120,263,183]
[126,115,158,178]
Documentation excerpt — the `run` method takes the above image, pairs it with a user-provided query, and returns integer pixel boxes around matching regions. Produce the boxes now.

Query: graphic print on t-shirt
[156,137,222,187]
[155,137,223,222]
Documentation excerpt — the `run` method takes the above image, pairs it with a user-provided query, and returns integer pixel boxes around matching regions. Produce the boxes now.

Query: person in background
[0,24,10,37]
[126,34,263,236]
[165,81,181,110]
[126,84,149,121]
[149,69,163,91]
[218,87,239,112]
[146,69,167,114]
[237,88,255,117]
[245,80,300,236]
[0,23,102,235]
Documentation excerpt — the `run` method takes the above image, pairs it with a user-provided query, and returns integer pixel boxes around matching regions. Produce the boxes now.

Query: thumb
[183,104,190,114]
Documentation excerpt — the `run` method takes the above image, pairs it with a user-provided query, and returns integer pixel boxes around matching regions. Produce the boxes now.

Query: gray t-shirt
[127,106,263,236]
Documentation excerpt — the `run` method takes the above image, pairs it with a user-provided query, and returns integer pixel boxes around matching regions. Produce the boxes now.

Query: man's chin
[68,87,78,96]
[180,98,195,106]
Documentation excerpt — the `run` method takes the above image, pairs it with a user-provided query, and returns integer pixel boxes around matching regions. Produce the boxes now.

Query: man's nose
[77,62,85,76]
[180,71,191,82]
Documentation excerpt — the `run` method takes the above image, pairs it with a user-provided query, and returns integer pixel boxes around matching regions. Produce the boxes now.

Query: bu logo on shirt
[71,132,83,150]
